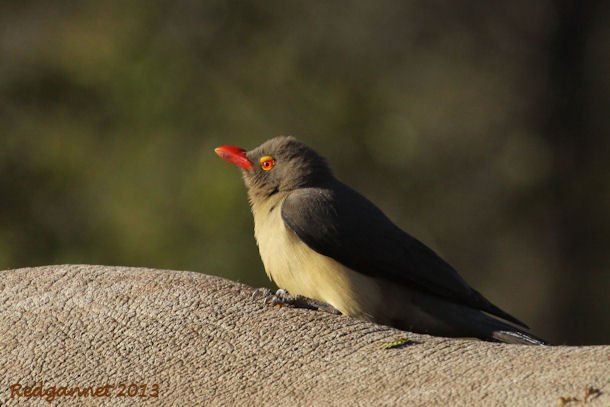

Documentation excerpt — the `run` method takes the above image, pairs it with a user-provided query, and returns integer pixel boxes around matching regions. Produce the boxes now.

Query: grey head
[238,136,334,201]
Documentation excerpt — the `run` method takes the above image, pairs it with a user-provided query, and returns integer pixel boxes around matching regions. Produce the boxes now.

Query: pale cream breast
[251,193,383,320]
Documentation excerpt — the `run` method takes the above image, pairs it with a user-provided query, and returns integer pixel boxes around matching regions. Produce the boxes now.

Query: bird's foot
[251,288,341,315]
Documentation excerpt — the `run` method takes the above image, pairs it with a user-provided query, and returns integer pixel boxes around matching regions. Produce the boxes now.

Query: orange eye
[260,156,275,171]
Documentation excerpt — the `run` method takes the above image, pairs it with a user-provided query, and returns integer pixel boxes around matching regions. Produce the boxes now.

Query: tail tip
[493,330,549,346]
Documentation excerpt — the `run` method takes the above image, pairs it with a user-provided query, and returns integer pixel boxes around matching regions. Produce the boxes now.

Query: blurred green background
[1,1,608,345]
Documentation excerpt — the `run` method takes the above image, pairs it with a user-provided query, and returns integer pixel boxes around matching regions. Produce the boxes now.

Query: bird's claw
[251,287,341,314]
[252,288,297,308]
[251,287,274,301]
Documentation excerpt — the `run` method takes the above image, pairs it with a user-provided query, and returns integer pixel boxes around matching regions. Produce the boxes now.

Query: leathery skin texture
[1,265,608,406]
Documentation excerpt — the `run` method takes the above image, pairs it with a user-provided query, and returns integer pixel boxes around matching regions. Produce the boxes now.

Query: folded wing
[281,182,527,328]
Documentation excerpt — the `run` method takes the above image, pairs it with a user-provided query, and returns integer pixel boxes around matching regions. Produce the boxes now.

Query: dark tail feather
[492,329,549,346]
[467,309,549,345]
[482,301,529,329]
[415,293,548,345]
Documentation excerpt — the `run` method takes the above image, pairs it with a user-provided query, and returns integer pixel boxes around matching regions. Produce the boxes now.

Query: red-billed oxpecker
[215,136,546,345]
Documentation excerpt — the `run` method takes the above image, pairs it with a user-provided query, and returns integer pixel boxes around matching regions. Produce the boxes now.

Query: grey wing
[281,183,528,328]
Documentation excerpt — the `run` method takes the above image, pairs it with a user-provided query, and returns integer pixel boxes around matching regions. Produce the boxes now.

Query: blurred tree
[541,0,609,344]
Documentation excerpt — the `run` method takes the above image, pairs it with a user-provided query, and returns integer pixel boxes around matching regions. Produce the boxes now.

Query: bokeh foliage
[1,0,608,344]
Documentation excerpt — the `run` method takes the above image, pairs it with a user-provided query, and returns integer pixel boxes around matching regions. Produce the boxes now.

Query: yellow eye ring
[260,155,275,171]
[260,156,275,171]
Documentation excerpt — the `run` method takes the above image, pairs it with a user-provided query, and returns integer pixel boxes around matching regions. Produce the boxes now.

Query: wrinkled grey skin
[235,136,546,345]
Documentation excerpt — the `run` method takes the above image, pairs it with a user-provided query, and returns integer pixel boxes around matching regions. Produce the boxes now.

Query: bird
[214,136,547,345]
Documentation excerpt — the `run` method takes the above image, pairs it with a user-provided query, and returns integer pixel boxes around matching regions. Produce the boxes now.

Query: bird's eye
[260,156,275,171]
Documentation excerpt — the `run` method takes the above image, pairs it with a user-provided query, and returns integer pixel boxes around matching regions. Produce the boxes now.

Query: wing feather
[281,183,527,328]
